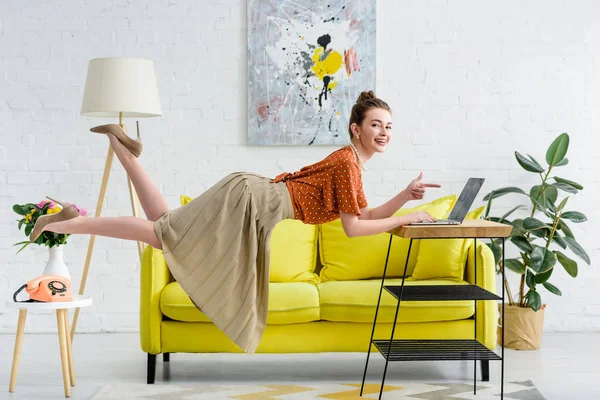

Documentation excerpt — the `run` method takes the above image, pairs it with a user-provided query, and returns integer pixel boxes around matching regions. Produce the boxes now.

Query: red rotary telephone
[13,275,73,303]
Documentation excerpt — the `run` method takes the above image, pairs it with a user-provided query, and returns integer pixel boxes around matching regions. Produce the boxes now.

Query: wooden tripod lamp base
[73,57,162,339]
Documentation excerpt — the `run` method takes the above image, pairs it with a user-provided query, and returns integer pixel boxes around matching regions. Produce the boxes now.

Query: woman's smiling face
[351,108,392,154]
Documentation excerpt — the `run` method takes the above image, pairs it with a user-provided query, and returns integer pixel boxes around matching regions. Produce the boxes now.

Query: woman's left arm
[360,191,410,220]
[361,172,441,220]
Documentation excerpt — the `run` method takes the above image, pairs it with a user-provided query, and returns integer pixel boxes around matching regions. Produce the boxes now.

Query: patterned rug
[92,380,545,399]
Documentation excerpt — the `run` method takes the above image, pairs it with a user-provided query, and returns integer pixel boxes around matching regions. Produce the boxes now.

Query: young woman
[30,90,439,354]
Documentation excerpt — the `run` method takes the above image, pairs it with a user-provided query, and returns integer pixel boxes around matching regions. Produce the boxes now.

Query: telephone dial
[13,275,73,303]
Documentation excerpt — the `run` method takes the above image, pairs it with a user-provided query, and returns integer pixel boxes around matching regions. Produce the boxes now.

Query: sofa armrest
[465,240,498,350]
[140,245,173,354]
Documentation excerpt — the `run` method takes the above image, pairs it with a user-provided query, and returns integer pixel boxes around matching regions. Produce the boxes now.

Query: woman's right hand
[408,211,436,224]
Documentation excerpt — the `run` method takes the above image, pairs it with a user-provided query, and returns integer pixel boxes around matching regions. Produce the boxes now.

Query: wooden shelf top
[387,219,512,239]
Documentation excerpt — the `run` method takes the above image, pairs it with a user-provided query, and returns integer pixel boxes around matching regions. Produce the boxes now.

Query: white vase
[42,245,70,280]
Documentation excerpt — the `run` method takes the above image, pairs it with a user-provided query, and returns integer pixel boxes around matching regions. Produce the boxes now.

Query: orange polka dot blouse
[270,145,368,225]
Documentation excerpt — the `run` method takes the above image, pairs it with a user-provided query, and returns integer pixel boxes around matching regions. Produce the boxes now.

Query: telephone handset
[13,275,73,303]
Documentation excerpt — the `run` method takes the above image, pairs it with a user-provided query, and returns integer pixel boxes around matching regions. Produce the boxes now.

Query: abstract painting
[248,0,376,145]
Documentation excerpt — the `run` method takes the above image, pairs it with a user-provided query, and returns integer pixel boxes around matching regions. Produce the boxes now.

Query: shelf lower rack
[372,339,502,362]
[383,284,502,301]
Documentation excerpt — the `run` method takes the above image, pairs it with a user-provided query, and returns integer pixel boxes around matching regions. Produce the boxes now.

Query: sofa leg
[163,352,170,362]
[480,360,489,381]
[147,353,157,384]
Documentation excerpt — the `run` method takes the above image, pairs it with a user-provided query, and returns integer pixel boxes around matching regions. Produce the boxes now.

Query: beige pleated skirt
[153,172,295,355]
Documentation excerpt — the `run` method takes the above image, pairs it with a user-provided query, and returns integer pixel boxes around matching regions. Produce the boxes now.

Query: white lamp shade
[80,57,161,118]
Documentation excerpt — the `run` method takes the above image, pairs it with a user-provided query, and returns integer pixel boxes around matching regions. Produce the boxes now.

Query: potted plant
[13,199,88,279]
[482,133,590,350]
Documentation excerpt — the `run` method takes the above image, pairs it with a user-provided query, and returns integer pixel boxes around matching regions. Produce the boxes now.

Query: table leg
[9,309,27,393]
[56,309,71,397]
[63,310,75,387]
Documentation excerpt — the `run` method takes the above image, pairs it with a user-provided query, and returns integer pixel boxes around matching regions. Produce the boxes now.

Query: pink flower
[68,203,89,217]
[36,199,88,217]
[36,199,55,209]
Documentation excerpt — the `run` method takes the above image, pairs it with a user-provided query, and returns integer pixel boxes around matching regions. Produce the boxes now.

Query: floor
[0,332,598,399]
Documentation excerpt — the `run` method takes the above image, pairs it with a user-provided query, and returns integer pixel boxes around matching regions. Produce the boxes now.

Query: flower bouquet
[13,199,88,254]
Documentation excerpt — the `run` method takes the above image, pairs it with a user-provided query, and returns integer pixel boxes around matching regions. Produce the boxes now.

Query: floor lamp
[71,57,161,340]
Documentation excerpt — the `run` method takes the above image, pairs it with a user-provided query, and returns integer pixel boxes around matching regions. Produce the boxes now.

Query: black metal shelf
[373,339,502,362]
[361,235,508,399]
[384,284,502,301]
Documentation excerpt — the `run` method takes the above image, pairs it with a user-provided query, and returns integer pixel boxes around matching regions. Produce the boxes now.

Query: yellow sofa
[140,195,498,384]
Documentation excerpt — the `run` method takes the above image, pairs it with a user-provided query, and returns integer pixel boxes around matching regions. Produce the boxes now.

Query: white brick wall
[0,0,599,334]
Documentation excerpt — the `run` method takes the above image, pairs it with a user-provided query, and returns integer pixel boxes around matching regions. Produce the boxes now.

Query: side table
[6,295,93,398]
[360,219,512,399]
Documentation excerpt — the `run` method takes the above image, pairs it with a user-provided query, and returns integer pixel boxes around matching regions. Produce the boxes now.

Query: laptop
[410,178,485,225]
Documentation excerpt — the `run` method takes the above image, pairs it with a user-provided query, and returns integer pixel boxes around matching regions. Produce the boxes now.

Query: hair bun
[356,90,376,103]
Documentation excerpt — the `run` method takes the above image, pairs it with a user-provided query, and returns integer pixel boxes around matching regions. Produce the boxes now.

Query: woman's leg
[107,131,169,222]
[44,216,162,250]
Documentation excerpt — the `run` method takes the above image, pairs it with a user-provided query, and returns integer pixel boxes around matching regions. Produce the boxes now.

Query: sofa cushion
[269,219,319,283]
[161,281,320,324]
[318,195,457,282]
[319,279,475,323]
[181,194,319,284]
[411,206,486,281]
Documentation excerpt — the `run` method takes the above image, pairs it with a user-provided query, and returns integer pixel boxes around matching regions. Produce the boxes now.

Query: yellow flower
[24,208,36,222]
[47,205,62,215]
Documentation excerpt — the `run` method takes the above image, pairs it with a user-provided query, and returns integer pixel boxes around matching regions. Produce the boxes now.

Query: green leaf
[544,185,559,205]
[526,290,542,311]
[511,235,534,252]
[542,281,562,296]
[555,251,578,277]
[528,196,547,214]
[546,198,557,213]
[554,177,583,190]
[516,151,546,173]
[22,205,34,215]
[24,224,32,237]
[501,205,525,221]
[511,219,527,237]
[523,217,551,238]
[555,158,569,167]
[488,240,502,267]
[13,204,27,215]
[563,237,591,265]
[535,267,553,283]
[546,133,569,167]
[504,258,526,274]
[561,211,587,223]
[557,220,575,239]
[15,242,31,254]
[556,197,569,213]
[530,246,557,272]
[530,185,558,210]
[526,269,536,289]
[541,208,555,220]
[552,235,567,249]
[551,182,578,194]
[522,252,532,268]
[482,187,528,201]
[541,249,558,273]
[527,154,545,171]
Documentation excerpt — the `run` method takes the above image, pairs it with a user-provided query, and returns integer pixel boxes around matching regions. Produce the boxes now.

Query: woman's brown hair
[348,90,392,140]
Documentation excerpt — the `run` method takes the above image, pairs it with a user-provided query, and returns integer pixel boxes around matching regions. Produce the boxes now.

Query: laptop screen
[447,178,485,222]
